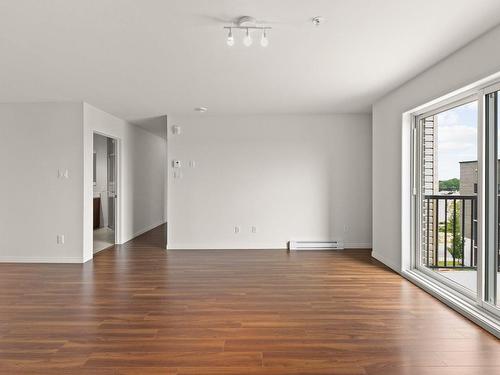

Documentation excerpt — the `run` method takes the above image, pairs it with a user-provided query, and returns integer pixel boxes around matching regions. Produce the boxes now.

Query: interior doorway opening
[93,133,117,253]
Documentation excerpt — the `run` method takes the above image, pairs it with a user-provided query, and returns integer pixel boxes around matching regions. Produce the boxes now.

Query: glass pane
[497,92,500,307]
[419,100,478,294]
[492,91,500,307]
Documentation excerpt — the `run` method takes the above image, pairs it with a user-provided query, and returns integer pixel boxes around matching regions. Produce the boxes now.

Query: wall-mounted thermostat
[172,160,181,168]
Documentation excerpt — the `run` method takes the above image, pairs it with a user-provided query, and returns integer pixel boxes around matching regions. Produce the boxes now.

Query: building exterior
[459,161,479,196]
[421,115,439,265]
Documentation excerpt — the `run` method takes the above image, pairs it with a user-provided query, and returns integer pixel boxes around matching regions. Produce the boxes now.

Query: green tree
[447,202,463,260]
[439,178,460,192]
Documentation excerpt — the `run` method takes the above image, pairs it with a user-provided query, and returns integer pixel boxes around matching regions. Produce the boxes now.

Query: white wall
[0,103,84,262]
[93,133,108,227]
[83,104,166,261]
[0,102,166,263]
[372,25,500,272]
[167,114,372,249]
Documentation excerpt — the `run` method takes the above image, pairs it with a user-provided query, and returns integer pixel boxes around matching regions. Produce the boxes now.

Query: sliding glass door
[485,86,500,310]
[414,84,500,317]
[415,98,479,296]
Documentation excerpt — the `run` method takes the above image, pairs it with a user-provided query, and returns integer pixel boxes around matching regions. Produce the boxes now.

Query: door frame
[482,82,500,316]
[91,131,121,251]
[412,93,481,302]
[406,76,500,331]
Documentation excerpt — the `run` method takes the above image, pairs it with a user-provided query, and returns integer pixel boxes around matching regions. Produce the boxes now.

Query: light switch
[172,125,181,135]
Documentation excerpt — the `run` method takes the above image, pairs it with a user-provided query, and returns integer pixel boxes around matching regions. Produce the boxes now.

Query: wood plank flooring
[0,225,498,374]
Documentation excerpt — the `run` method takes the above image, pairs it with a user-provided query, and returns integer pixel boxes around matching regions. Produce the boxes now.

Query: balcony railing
[423,195,477,270]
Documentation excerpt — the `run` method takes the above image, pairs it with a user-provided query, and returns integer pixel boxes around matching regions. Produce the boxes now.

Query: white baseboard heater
[288,240,344,250]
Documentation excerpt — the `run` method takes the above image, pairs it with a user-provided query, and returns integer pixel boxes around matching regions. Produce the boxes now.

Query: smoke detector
[312,16,324,27]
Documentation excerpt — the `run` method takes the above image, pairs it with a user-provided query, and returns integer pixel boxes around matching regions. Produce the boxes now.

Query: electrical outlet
[57,234,65,244]
[251,226,257,234]
[234,226,240,234]
[189,160,196,168]
[343,225,349,233]
[57,169,69,179]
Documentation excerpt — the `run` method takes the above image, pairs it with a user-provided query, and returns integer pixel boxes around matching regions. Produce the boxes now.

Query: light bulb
[243,29,252,46]
[226,29,234,46]
[260,30,269,47]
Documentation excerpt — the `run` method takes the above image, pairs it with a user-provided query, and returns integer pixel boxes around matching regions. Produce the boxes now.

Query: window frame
[412,94,481,303]
[409,79,500,323]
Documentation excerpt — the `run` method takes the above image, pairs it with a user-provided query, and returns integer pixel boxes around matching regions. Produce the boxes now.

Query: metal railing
[423,195,477,269]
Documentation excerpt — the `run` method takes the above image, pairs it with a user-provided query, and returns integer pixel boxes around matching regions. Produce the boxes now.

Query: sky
[436,101,478,181]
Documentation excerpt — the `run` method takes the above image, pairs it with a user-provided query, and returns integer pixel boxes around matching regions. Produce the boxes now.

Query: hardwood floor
[0,225,498,374]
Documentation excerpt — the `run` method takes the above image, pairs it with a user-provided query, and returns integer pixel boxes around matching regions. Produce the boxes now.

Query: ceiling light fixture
[243,28,252,47]
[260,29,269,47]
[223,16,271,47]
[226,28,234,46]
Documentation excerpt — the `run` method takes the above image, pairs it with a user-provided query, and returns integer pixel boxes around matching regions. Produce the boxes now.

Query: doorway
[93,133,117,253]
[415,98,479,296]
[412,83,500,320]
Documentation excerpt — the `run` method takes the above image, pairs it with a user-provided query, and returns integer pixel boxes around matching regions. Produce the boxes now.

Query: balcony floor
[436,269,500,301]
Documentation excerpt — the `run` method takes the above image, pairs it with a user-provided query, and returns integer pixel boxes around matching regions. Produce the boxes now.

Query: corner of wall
[371,251,401,274]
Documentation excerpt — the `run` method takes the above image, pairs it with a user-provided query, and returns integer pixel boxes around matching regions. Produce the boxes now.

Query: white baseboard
[167,246,287,250]
[371,250,401,273]
[0,222,166,264]
[344,242,372,249]
[168,241,371,251]
[0,256,84,264]
[127,220,166,242]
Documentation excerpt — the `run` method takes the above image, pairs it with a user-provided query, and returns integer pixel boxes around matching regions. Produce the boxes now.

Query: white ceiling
[1,0,500,125]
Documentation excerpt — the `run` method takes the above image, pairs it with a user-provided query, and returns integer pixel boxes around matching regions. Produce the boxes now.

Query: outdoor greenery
[437,260,467,267]
[438,201,464,260]
[439,178,460,192]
